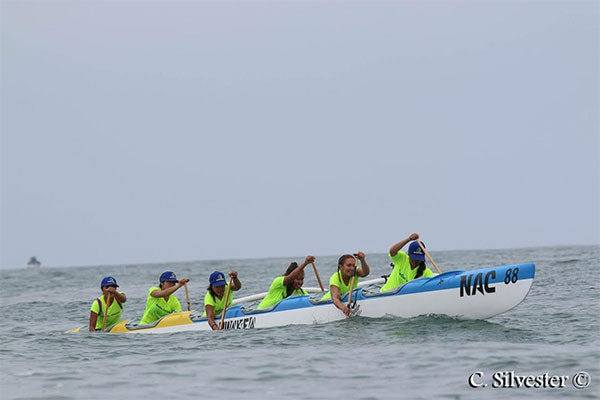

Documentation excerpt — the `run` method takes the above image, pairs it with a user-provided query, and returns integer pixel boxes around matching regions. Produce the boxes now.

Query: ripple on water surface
[0,246,598,399]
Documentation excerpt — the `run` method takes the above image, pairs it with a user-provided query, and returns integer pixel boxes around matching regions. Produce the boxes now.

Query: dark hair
[206,285,219,301]
[283,262,302,298]
[338,254,355,267]
[414,261,426,279]
[284,262,299,276]
[337,254,357,285]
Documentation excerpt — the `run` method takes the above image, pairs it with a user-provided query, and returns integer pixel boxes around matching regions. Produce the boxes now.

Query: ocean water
[0,246,598,399]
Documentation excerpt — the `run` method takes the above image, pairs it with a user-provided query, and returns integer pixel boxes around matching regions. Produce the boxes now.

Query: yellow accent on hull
[108,320,129,333]
[67,312,194,334]
[155,311,193,328]
[108,312,193,333]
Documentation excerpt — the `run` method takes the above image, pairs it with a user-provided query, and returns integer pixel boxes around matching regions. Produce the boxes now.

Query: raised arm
[355,252,370,278]
[150,278,190,298]
[229,271,242,291]
[389,233,419,257]
[105,286,127,303]
[283,255,315,285]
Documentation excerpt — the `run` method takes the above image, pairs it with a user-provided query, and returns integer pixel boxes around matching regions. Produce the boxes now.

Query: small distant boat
[67,263,535,334]
[25,257,41,268]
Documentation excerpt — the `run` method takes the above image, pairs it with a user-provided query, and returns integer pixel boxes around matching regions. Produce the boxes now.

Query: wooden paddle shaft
[346,261,357,319]
[312,262,325,292]
[347,275,356,308]
[184,282,191,311]
[416,240,442,274]
[219,277,234,330]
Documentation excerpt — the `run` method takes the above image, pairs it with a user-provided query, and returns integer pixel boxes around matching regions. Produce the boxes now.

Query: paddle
[184,282,191,311]
[416,239,442,274]
[101,294,112,332]
[346,258,358,319]
[312,262,325,292]
[218,276,234,330]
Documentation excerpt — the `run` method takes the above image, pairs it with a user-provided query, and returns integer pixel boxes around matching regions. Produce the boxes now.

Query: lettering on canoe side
[222,316,256,330]
[460,271,496,297]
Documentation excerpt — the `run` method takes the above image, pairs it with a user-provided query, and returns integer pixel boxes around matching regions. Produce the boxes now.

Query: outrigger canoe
[68,263,534,334]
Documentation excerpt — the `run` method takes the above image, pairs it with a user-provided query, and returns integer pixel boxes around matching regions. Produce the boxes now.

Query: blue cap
[209,271,227,287]
[159,271,178,283]
[100,276,119,288]
[408,241,426,261]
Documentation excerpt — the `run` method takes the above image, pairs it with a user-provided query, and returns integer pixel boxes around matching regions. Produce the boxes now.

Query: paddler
[139,271,190,325]
[89,276,127,331]
[322,252,370,317]
[203,270,242,330]
[380,233,435,292]
[257,255,315,309]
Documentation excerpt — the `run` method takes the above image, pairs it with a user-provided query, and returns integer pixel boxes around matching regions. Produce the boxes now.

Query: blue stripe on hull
[361,262,534,298]
[206,263,535,321]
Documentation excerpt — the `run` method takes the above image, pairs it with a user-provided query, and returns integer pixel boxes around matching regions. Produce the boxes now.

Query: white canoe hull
[88,263,534,334]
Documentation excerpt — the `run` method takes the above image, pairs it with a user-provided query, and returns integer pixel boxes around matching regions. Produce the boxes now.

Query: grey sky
[1,1,598,268]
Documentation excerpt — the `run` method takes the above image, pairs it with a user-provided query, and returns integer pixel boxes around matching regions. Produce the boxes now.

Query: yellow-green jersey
[380,251,435,292]
[257,276,308,309]
[321,270,358,300]
[202,285,233,316]
[139,286,182,325]
[90,294,124,330]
